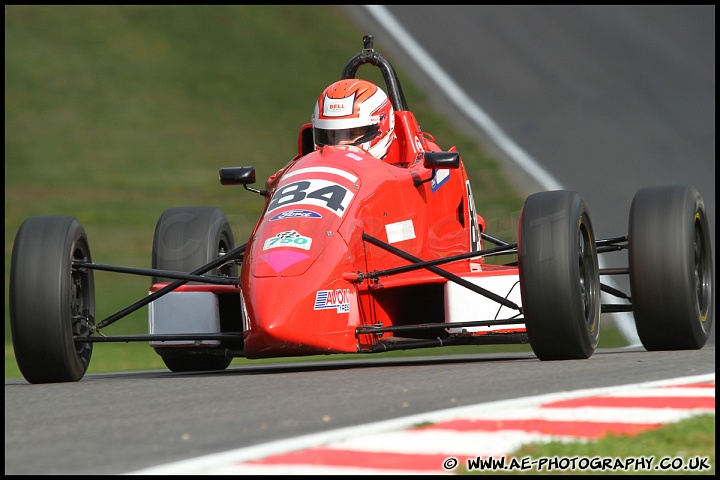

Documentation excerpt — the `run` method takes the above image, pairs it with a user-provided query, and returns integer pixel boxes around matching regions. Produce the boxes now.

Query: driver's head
[312,79,395,159]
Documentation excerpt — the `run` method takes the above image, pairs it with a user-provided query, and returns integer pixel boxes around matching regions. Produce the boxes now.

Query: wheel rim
[694,216,711,320]
[217,236,235,277]
[71,242,93,361]
[578,221,596,321]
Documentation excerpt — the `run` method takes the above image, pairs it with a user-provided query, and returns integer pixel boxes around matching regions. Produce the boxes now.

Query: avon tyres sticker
[314,288,351,313]
[263,230,312,251]
[267,180,353,217]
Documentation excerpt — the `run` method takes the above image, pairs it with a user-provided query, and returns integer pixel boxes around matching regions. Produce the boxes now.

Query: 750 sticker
[263,230,312,251]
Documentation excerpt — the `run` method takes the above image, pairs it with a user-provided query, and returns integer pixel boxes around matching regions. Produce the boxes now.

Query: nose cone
[241,271,361,359]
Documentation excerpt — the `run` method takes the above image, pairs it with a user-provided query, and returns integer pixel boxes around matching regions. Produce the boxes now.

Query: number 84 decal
[267,180,354,217]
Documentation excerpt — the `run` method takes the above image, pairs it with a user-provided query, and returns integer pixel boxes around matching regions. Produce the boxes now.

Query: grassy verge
[5,5,525,379]
[462,413,715,475]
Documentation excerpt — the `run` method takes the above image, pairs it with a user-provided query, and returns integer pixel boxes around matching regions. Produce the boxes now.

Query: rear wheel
[629,185,713,350]
[152,206,236,372]
[518,190,600,360]
[10,216,95,383]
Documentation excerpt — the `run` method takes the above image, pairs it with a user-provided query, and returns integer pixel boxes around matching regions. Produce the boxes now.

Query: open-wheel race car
[10,35,714,384]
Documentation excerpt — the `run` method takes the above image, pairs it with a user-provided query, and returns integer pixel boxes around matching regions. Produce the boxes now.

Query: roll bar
[341,35,409,112]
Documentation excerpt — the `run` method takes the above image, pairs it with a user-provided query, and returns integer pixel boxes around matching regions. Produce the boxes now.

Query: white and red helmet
[312,79,395,159]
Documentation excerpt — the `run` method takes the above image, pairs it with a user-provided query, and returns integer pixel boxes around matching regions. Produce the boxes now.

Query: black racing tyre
[10,216,95,383]
[151,206,236,372]
[629,185,713,350]
[518,190,600,360]
[151,206,237,284]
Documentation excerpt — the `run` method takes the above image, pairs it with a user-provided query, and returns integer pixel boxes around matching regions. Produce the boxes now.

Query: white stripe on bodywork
[284,166,358,183]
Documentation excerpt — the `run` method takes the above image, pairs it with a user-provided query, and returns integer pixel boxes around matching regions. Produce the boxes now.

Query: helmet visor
[314,125,379,147]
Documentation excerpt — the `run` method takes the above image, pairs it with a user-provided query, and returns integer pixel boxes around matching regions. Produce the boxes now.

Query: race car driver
[311,78,397,162]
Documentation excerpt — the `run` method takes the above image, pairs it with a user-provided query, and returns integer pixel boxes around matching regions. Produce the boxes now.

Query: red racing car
[9,35,714,384]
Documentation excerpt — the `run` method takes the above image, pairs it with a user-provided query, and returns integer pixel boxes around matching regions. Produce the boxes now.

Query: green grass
[5,6,712,472]
[461,413,715,475]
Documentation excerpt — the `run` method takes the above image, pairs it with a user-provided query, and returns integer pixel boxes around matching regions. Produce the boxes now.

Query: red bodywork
[240,112,519,358]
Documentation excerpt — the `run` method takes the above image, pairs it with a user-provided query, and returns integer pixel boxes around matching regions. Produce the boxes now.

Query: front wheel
[518,190,600,360]
[10,216,95,383]
[629,185,713,350]
[151,206,236,372]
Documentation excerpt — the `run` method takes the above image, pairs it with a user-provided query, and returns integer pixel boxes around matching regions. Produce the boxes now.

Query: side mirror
[423,151,460,169]
[413,152,462,187]
[219,166,269,197]
[219,166,256,185]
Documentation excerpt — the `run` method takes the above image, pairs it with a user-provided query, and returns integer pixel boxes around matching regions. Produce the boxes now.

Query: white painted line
[322,429,578,455]
[458,407,711,424]
[363,5,562,192]
[179,464,448,475]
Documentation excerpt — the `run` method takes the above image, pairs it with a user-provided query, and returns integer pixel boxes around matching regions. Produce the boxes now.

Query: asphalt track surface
[5,6,715,475]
